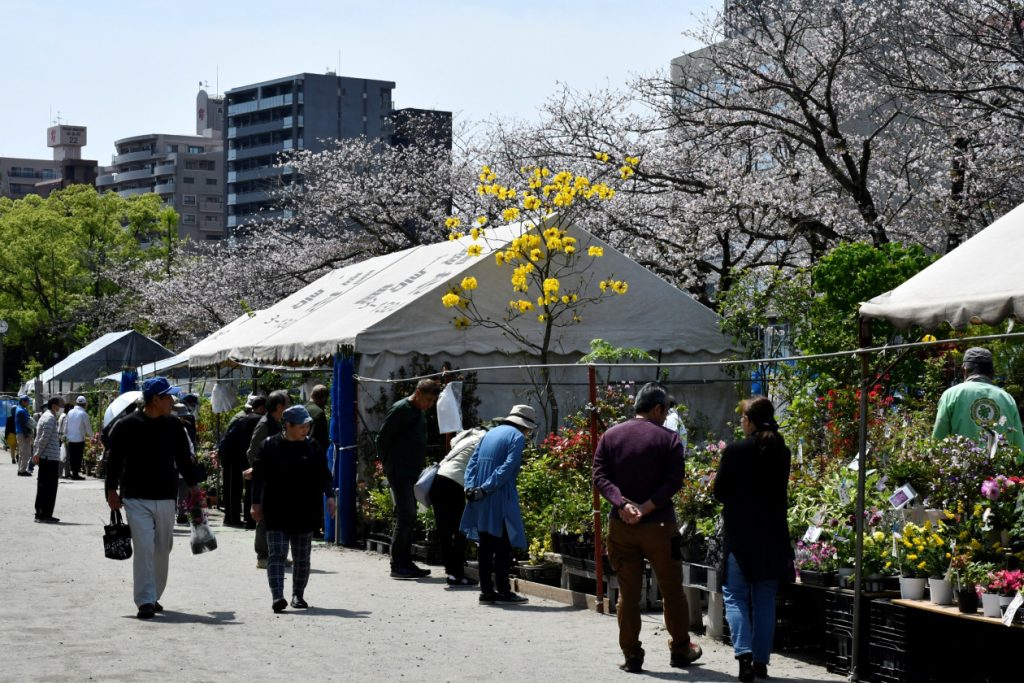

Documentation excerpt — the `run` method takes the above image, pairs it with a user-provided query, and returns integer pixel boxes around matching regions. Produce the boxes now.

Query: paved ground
[0,452,844,682]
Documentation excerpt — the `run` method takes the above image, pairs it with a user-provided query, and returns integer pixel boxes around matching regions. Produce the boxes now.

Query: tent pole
[851,317,872,682]
[589,365,604,614]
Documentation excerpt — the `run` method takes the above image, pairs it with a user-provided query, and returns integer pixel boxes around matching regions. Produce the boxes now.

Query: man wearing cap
[593,382,702,673]
[15,395,35,476]
[65,395,94,480]
[33,397,64,523]
[376,379,442,579]
[933,347,1024,450]
[251,405,336,612]
[105,377,204,619]
[460,404,537,604]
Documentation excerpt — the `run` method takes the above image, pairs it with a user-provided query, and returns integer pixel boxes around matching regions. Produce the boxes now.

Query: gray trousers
[123,498,176,607]
[17,434,34,473]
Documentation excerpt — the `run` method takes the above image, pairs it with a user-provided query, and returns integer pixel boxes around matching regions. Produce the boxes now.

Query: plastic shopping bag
[190,521,218,554]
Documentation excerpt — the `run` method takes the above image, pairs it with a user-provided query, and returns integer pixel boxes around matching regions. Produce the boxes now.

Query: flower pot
[929,578,953,605]
[837,567,855,589]
[864,573,886,593]
[900,577,927,600]
[956,588,979,614]
[799,569,837,587]
[999,594,1014,609]
[981,592,1002,618]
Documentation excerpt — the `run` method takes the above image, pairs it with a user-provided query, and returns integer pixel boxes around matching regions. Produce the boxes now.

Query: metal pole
[851,318,872,681]
[589,365,604,614]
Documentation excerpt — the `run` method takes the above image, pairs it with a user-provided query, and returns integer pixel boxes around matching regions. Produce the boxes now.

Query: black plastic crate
[825,590,855,631]
[869,599,906,648]
[825,624,854,675]
[867,641,907,683]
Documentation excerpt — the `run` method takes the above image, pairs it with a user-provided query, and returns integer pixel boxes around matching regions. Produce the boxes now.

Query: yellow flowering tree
[439,156,638,430]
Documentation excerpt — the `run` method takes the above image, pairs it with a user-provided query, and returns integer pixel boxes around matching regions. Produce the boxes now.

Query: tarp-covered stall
[185,222,740,432]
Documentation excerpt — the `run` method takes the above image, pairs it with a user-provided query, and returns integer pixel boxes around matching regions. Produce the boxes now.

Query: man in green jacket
[933,347,1024,451]
[376,379,441,579]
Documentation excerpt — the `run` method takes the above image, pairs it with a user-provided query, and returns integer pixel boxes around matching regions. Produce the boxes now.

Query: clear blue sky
[0,0,718,163]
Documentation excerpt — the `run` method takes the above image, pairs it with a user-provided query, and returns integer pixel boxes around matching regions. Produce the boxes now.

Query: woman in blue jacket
[460,404,537,605]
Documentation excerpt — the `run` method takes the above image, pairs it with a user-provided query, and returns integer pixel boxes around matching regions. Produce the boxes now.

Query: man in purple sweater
[593,382,702,674]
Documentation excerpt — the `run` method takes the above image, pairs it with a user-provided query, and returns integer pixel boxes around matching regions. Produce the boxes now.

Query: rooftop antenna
[199,80,210,90]
[216,65,219,97]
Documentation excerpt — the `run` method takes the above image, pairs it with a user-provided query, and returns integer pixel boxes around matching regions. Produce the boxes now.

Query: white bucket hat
[498,404,538,431]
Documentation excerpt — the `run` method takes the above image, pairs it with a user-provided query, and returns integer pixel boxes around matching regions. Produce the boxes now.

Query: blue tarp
[324,351,357,545]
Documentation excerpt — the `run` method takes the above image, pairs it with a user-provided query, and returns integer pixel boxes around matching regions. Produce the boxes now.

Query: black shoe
[753,662,769,679]
[137,603,156,619]
[17,471,31,477]
[291,596,309,609]
[494,592,528,604]
[390,566,420,580]
[71,475,86,480]
[408,563,430,577]
[153,602,163,613]
[479,592,498,604]
[37,516,60,524]
[272,598,287,613]
[670,642,703,667]
[620,655,644,673]
[737,653,755,682]
[446,576,478,587]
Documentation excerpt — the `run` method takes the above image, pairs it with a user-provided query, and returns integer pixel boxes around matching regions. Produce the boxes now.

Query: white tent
[859,202,1024,329]
[184,222,739,431]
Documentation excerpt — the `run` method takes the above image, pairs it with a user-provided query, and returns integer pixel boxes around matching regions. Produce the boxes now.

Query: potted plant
[794,540,838,586]
[898,521,946,600]
[986,569,1024,615]
[517,538,562,586]
[950,558,993,614]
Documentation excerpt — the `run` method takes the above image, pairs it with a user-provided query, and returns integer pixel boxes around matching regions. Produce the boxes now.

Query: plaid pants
[266,531,313,601]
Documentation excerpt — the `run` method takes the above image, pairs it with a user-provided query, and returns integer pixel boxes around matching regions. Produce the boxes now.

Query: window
[183,195,196,206]
[185,160,215,171]
[205,178,218,186]
[203,195,221,204]
[182,214,196,224]
[183,176,195,184]
[187,145,205,154]
[166,144,178,153]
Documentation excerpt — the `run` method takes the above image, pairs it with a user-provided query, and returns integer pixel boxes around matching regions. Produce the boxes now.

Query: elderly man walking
[105,377,204,619]
[593,382,702,674]
[33,397,64,523]
[15,395,35,477]
[65,395,94,480]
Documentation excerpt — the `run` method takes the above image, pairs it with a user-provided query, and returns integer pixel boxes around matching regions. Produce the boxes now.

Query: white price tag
[888,483,917,510]
[1002,593,1023,626]
[797,438,804,464]
[802,525,823,543]
[839,481,851,506]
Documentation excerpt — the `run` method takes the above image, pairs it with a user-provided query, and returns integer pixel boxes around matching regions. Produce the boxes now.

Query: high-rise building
[224,72,399,229]
[95,90,226,242]
[0,124,97,200]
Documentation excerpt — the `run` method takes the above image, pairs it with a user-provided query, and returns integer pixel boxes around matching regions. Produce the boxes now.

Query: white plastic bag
[436,382,463,434]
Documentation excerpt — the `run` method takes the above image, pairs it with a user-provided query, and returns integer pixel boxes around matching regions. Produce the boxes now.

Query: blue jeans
[722,553,778,664]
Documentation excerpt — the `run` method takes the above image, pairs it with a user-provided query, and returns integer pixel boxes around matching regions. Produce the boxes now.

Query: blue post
[325,351,358,545]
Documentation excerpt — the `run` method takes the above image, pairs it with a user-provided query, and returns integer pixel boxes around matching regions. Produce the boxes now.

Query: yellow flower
[564,245,576,254]
[560,295,571,304]
[599,280,609,293]
[445,217,461,229]
[872,531,884,542]
[467,244,482,257]
[476,216,488,226]
[522,195,541,211]
[529,248,543,262]
[624,155,640,166]
[906,554,918,561]
[453,316,470,330]
[542,278,560,295]
[611,280,629,295]
[470,227,481,240]
[917,561,927,570]
[588,246,604,257]
[441,292,461,308]
[619,166,635,179]
[537,314,546,322]
[502,207,521,222]
[495,252,506,266]
[460,276,478,291]
[593,151,609,162]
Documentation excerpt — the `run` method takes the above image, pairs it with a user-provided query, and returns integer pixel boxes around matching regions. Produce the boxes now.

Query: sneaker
[290,596,309,609]
[137,603,156,619]
[494,592,528,604]
[737,654,755,682]
[753,662,769,679]
[37,516,60,524]
[390,566,421,580]
[670,641,703,668]
[153,602,164,612]
[446,576,478,587]
[17,471,31,477]
[272,598,287,613]
[71,475,86,481]
[620,654,644,673]
[256,558,268,569]
[407,563,430,577]
[479,592,498,604]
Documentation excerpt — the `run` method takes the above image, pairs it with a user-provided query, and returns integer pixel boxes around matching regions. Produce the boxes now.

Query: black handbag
[103,509,133,560]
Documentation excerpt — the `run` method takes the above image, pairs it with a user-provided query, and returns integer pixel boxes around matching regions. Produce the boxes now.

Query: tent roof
[185,222,736,367]
[860,202,1024,329]
[100,352,191,383]
[32,331,174,385]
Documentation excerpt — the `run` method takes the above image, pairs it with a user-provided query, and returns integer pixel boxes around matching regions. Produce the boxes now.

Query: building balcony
[112,149,165,165]
[117,187,155,198]
[227,190,275,206]
[227,92,301,116]
[227,116,301,139]
[154,182,176,194]
[153,163,177,176]
[115,168,156,183]
[227,165,291,184]
[95,174,117,187]
[227,139,294,161]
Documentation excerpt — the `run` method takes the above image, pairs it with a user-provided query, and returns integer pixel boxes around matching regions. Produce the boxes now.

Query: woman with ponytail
[714,396,793,682]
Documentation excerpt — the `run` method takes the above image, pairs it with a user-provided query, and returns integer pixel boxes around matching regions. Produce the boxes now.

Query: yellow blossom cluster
[509,299,534,313]
[599,279,629,295]
[452,316,471,329]
[460,276,478,291]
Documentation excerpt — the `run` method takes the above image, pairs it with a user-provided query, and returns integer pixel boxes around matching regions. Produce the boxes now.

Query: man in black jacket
[215,396,266,527]
[375,379,440,579]
[105,377,203,619]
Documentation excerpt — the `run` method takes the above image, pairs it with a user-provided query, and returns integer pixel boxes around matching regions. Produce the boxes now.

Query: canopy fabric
[184,222,736,367]
[859,202,1024,329]
[100,352,191,383]
[25,331,174,393]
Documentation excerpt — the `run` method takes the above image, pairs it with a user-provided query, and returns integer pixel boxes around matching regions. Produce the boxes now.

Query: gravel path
[0,454,844,682]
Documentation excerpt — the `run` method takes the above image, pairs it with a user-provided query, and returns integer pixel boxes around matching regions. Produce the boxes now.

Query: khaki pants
[607,517,691,658]
[17,433,34,473]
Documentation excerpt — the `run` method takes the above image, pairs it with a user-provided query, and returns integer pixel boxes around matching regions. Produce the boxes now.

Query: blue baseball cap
[282,405,313,425]
[142,377,178,401]
[17,394,30,402]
